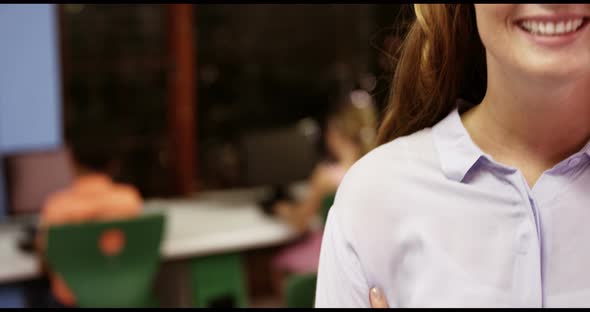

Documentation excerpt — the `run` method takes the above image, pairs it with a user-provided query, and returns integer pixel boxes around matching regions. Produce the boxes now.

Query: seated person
[270,89,378,295]
[35,173,142,307]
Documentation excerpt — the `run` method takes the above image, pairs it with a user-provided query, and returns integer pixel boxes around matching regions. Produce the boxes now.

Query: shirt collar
[582,139,590,158]
[432,100,493,183]
[433,100,590,182]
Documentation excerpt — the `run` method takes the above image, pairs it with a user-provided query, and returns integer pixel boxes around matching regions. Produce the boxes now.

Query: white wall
[0,4,62,154]
[0,4,62,217]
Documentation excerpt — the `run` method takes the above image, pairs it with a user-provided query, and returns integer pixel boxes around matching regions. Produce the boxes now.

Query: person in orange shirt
[36,173,143,307]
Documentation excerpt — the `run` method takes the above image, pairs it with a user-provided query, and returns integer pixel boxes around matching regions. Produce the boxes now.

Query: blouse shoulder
[328,128,439,231]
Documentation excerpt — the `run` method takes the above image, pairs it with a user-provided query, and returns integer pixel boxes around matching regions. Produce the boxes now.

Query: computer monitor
[238,118,321,188]
[4,147,75,217]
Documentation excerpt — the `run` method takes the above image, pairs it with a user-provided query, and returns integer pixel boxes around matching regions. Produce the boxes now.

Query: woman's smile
[514,14,590,47]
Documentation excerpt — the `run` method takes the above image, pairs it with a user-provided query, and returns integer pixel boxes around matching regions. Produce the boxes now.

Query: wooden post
[167,4,197,195]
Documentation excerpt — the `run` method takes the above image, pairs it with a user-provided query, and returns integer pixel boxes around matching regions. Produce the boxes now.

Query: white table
[149,183,313,260]
[0,182,310,284]
[0,222,39,284]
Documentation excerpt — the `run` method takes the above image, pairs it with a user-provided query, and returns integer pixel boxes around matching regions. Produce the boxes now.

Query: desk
[0,221,39,284]
[0,182,310,284]
[149,184,312,260]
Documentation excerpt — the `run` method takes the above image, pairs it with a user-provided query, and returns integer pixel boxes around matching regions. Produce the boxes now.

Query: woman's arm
[315,208,372,307]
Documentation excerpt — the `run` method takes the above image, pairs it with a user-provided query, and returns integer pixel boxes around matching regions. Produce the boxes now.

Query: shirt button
[568,157,582,168]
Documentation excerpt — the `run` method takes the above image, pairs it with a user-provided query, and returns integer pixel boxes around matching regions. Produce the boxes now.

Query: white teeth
[539,22,546,33]
[556,21,565,33]
[520,18,585,36]
[545,22,555,34]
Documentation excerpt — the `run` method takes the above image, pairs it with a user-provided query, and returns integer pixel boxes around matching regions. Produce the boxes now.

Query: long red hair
[377,4,487,144]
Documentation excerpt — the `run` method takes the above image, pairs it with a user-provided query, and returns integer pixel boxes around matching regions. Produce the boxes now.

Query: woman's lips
[515,15,590,47]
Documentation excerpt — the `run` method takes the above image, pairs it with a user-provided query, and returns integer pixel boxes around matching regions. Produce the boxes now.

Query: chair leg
[270,269,287,303]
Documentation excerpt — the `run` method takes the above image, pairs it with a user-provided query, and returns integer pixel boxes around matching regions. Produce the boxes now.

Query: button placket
[511,172,545,307]
[486,162,544,306]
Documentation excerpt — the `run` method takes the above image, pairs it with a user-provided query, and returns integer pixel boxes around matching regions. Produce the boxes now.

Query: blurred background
[0,4,413,308]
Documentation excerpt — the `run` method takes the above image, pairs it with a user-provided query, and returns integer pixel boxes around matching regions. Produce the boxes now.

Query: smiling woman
[315,4,590,308]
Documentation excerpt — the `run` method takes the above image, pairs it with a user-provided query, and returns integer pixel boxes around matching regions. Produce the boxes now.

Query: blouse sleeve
[314,207,371,307]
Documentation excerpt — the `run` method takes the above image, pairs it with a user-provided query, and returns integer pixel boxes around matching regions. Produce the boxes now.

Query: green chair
[320,193,336,226]
[46,213,165,308]
[190,252,248,308]
[285,273,317,308]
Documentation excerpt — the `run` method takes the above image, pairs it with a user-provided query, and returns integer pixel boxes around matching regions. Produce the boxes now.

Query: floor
[250,295,284,308]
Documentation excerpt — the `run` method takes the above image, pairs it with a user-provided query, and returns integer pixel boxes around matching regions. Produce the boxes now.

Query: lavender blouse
[315,104,590,307]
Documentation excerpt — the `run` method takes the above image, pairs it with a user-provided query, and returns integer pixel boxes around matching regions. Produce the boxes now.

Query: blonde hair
[328,90,378,156]
[377,4,487,144]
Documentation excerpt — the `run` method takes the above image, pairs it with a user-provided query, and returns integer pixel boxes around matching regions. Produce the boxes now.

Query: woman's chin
[517,58,590,84]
